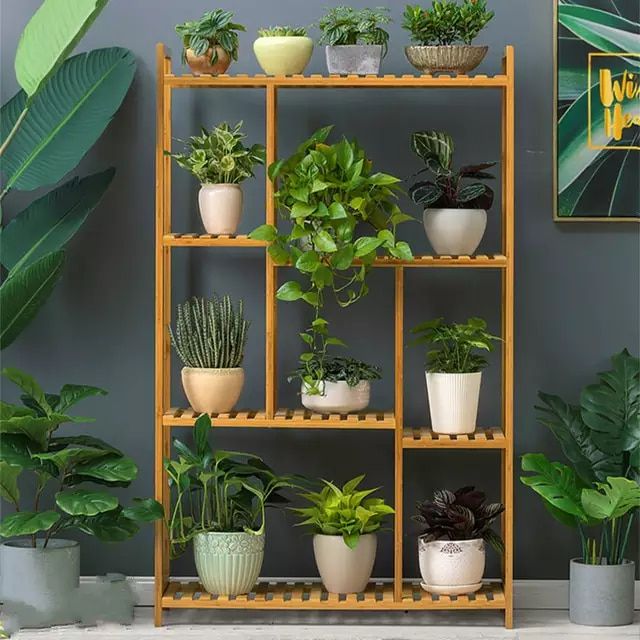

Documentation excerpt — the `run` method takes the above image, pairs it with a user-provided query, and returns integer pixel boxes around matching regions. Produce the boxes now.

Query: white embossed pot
[301,380,370,414]
[313,534,377,594]
[198,183,243,235]
[423,208,487,256]
[181,367,244,413]
[426,371,482,434]
[405,45,488,74]
[194,532,264,596]
[253,36,313,75]
[419,538,485,595]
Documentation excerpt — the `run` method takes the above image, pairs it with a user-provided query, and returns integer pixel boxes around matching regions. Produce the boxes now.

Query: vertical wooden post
[393,267,404,601]
[265,83,278,418]
[501,45,515,630]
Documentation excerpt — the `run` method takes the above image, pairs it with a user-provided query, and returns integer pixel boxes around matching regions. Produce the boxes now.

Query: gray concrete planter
[0,539,80,627]
[325,45,382,75]
[569,558,635,626]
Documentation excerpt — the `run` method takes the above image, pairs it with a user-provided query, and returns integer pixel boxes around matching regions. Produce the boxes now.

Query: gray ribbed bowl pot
[569,559,635,626]
[405,45,488,74]
[0,539,80,626]
[325,45,382,75]
[194,531,265,596]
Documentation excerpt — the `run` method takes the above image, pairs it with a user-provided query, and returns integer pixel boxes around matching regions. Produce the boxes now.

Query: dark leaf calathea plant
[0,368,163,546]
[249,125,414,392]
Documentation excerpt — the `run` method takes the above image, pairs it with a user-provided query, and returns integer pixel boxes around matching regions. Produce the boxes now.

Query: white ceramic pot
[423,208,487,255]
[253,36,313,75]
[181,367,244,413]
[419,538,485,595]
[426,371,482,434]
[301,380,370,414]
[198,184,243,235]
[313,534,377,593]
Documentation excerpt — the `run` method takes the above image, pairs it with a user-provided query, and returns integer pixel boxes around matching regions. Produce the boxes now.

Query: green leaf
[74,508,139,541]
[74,455,138,483]
[1,367,50,415]
[330,245,355,270]
[0,415,53,448]
[0,510,59,537]
[14,0,109,98]
[353,236,384,257]
[411,130,453,170]
[0,170,115,274]
[335,138,354,172]
[276,280,303,301]
[388,241,413,261]
[33,445,112,471]
[328,201,347,220]
[313,230,337,253]
[295,251,321,273]
[122,498,164,522]
[291,202,316,218]
[368,172,400,186]
[248,224,277,242]
[49,435,122,456]
[581,477,640,521]
[1,48,136,193]
[193,414,211,458]
[56,383,107,412]
[267,243,290,265]
[343,531,360,549]
[0,462,21,505]
[0,251,65,350]
[56,488,118,516]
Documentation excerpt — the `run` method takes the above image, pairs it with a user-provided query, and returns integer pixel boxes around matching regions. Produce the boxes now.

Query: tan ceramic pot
[198,184,243,234]
[405,45,488,74]
[181,367,244,413]
[185,46,231,75]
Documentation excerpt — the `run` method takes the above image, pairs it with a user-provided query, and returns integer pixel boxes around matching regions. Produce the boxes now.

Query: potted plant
[253,26,314,76]
[0,368,163,625]
[165,414,298,595]
[169,293,249,414]
[168,122,265,235]
[317,7,392,75]
[520,349,639,627]
[402,1,494,74]
[175,9,245,75]
[409,130,496,255]
[249,126,413,403]
[414,486,504,594]
[292,475,394,593]
[290,355,381,414]
[411,317,499,434]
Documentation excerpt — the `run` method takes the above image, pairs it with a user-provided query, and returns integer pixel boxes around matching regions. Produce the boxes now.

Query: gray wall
[1,0,638,581]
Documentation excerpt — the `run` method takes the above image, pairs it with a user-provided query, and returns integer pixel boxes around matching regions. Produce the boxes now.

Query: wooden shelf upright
[154,43,515,628]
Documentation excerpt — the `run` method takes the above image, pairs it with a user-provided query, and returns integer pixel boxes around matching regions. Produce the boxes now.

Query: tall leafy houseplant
[0,0,136,350]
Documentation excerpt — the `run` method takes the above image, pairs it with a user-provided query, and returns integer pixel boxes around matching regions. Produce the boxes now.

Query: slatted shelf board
[403,427,507,449]
[162,580,505,610]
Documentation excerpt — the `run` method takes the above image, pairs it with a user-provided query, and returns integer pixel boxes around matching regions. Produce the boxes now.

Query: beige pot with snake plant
[169,293,249,414]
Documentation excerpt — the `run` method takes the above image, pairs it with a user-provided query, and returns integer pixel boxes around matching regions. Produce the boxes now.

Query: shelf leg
[393,267,404,601]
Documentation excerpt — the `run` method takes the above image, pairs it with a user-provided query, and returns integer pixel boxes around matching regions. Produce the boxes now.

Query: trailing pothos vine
[250,126,413,392]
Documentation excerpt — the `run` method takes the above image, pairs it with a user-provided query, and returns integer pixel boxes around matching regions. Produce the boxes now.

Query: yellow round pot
[253,36,313,76]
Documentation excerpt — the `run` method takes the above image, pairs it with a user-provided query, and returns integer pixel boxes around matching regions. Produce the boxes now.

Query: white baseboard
[80,577,640,610]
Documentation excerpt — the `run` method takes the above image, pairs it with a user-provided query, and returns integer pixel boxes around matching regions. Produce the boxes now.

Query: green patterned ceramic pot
[193,531,265,596]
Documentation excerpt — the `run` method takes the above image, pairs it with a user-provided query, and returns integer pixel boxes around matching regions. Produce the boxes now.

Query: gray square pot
[325,45,382,76]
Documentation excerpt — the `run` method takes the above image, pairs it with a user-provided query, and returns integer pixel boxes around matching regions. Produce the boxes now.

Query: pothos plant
[249,126,413,391]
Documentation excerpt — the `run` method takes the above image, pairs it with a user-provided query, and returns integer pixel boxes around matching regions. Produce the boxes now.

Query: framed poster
[554,0,639,221]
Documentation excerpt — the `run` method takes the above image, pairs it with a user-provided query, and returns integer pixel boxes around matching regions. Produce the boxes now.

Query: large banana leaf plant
[0,0,136,349]
[0,368,163,545]
[521,349,640,564]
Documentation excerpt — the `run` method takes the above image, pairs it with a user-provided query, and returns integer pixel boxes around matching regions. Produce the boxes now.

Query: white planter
[313,534,377,593]
[301,380,370,414]
[423,208,487,255]
[325,45,382,75]
[181,367,244,413]
[198,183,243,235]
[419,538,485,595]
[426,371,482,434]
[253,36,313,75]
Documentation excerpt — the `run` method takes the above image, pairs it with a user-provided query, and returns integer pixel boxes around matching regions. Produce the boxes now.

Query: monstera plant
[0,0,136,350]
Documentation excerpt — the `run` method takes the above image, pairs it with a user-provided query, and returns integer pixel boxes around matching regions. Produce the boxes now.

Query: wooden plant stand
[154,43,515,628]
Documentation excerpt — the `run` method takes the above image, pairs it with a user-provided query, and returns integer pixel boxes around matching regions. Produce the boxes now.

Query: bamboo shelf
[155,43,515,627]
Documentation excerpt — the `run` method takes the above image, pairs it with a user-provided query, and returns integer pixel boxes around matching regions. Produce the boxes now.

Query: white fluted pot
[426,371,482,434]
[419,538,485,595]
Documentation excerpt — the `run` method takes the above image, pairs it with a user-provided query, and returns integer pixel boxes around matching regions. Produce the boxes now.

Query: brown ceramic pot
[185,46,231,75]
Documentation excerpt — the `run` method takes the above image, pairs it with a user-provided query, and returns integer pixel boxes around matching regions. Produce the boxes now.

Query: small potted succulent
[290,355,382,414]
[414,486,504,595]
[411,317,499,434]
[409,130,496,255]
[317,6,391,75]
[253,26,314,75]
[402,1,494,74]
[169,122,265,235]
[169,293,249,414]
[165,415,298,595]
[521,349,639,627]
[0,368,163,625]
[293,475,394,593]
[175,9,245,75]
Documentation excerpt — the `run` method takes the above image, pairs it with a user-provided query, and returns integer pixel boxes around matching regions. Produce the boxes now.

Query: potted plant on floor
[290,355,381,415]
[408,130,496,255]
[169,292,249,414]
[168,122,265,235]
[317,7,392,75]
[175,9,245,75]
[520,349,639,627]
[292,475,394,593]
[0,368,163,625]
[411,317,500,434]
[165,414,298,595]
[402,1,494,74]
[414,486,504,595]
[253,26,314,76]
